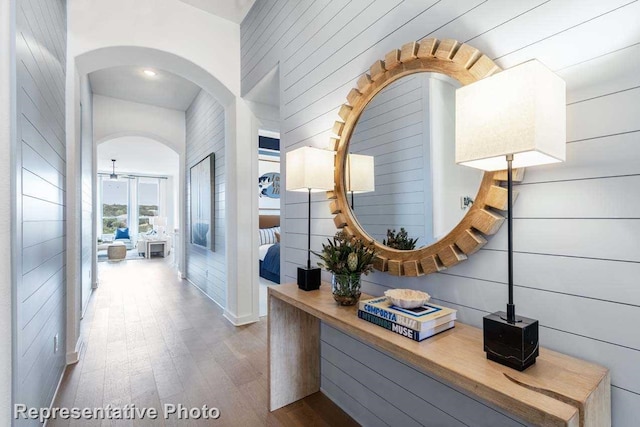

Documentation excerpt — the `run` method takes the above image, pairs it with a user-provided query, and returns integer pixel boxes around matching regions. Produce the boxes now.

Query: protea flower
[347,252,358,272]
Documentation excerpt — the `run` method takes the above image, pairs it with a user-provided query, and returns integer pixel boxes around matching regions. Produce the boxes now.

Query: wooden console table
[268,283,610,427]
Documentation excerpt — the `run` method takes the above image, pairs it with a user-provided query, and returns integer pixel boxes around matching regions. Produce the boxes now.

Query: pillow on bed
[275,231,280,243]
[259,227,280,246]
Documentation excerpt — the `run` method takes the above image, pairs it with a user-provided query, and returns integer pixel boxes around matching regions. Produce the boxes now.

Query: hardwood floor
[49,259,358,427]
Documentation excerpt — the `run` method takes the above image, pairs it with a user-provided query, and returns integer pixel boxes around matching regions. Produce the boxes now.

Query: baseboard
[223,310,259,326]
[66,339,82,365]
[43,366,66,427]
[184,278,258,326]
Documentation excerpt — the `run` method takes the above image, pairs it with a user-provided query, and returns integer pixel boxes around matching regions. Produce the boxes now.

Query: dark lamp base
[483,311,539,371]
[297,267,321,291]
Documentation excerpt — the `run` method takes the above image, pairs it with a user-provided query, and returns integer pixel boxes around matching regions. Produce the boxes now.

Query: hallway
[50,260,356,426]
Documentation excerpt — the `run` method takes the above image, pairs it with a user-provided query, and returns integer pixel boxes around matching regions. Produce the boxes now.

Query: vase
[331,273,362,306]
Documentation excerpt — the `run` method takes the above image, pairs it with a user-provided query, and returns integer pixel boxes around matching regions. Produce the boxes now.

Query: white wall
[80,77,94,315]
[241,0,640,424]
[69,0,240,97]
[185,90,227,306]
[248,100,280,133]
[0,0,14,421]
[16,0,67,422]
[429,76,482,240]
[93,95,186,151]
[68,0,261,327]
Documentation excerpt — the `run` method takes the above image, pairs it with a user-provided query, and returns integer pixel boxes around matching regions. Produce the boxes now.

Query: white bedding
[259,244,274,261]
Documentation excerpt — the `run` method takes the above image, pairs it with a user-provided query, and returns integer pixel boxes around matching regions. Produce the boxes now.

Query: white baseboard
[184,277,258,326]
[43,364,66,427]
[66,339,82,365]
[223,310,259,326]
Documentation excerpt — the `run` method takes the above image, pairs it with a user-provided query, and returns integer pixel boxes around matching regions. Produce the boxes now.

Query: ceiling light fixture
[110,159,118,180]
[143,69,157,77]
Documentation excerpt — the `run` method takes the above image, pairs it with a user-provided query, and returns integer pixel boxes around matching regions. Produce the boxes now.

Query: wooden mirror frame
[328,38,522,277]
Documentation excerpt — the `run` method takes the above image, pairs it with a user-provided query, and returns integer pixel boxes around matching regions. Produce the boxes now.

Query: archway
[65,45,260,364]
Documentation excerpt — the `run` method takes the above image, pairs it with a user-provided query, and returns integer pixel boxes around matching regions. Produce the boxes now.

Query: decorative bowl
[384,289,431,309]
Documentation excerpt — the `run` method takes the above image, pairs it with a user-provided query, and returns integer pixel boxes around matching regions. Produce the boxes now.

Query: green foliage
[139,205,158,216]
[383,228,418,250]
[103,203,127,217]
[313,231,377,276]
[102,218,127,234]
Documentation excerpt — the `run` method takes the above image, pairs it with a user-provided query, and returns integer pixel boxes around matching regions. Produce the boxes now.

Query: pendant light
[110,159,118,180]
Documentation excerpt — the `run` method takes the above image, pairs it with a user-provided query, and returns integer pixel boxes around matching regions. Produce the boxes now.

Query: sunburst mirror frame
[327,38,523,277]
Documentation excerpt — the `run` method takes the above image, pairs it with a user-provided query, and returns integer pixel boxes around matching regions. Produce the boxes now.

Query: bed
[259,215,281,284]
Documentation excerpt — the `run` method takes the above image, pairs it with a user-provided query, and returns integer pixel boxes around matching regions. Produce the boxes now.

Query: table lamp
[153,216,167,236]
[455,60,566,371]
[345,153,375,209]
[286,146,335,291]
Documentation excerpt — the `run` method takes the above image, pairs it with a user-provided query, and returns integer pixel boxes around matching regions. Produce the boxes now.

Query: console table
[268,283,610,427]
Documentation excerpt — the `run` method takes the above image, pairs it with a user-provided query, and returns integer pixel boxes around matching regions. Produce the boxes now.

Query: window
[138,178,159,233]
[102,179,129,234]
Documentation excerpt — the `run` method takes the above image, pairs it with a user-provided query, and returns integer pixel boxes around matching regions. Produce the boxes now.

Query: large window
[138,178,159,233]
[102,179,129,234]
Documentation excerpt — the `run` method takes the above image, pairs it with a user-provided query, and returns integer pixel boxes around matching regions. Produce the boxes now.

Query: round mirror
[347,72,483,249]
[329,38,511,277]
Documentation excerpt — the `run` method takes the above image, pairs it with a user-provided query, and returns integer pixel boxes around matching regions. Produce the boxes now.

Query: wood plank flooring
[49,259,358,427]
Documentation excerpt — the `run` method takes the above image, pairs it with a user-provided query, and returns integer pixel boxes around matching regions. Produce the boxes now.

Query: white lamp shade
[455,60,566,171]
[286,146,335,192]
[346,154,375,193]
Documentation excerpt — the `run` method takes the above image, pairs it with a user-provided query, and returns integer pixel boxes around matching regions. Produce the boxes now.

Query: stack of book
[358,296,457,342]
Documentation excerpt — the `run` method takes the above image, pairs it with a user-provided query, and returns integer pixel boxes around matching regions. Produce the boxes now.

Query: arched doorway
[66,45,260,364]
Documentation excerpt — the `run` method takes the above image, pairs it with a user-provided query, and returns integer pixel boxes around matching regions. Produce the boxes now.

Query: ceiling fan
[99,160,163,180]
[103,159,134,180]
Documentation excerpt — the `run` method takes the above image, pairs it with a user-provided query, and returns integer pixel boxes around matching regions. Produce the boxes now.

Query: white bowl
[384,289,431,309]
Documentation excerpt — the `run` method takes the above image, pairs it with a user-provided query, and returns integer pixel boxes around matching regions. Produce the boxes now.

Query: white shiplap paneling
[14,0,67,422]
[185,89,227,307]
[241,1,640,425]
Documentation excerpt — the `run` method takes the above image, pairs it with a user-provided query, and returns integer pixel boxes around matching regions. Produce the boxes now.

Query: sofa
[102,227,134,250]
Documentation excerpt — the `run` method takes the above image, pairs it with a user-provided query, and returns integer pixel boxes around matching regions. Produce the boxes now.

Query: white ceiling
[244,64,279,107]
[97,136,180,177]
[179,0,256,24]
[89,66,201,111]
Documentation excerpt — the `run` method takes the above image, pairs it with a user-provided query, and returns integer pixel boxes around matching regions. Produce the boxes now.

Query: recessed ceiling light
[143,69,157,77]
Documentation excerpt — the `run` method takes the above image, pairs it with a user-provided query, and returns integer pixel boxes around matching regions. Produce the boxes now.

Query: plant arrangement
[383,228,418,250]
[313,231,377,305]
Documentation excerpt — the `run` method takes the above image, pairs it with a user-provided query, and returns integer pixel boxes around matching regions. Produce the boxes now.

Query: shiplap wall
[241,0,640,425]
[80,82,93,314]
[350,74,433,245]
[14,0,67,422]
[185,89,226,306]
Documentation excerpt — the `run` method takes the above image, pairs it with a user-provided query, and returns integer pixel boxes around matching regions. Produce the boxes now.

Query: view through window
[102,179,128,234]
[138,178,159,233]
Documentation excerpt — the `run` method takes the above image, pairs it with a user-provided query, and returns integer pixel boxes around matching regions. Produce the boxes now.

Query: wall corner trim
[223,310,259,327]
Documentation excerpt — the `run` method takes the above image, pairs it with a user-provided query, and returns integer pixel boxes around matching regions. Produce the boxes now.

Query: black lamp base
[483,311,539,371]
[297,267,321,291]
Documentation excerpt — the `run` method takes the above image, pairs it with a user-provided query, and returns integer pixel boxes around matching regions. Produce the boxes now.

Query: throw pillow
[259,226,280,246]
[115,227,130,240]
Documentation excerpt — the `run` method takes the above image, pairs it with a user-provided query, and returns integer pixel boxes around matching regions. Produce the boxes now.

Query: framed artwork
[190,154,215,251]
[258,150,280,211]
